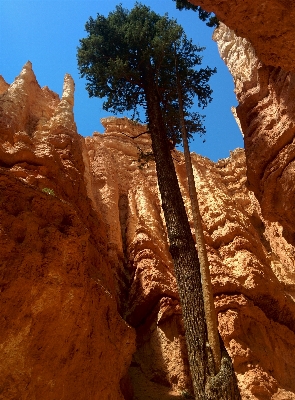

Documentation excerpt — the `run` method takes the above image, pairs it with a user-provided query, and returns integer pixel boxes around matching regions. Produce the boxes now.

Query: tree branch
[120,130,150,139]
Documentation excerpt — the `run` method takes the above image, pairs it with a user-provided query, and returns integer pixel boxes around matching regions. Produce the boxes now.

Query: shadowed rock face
[1,60,295,400]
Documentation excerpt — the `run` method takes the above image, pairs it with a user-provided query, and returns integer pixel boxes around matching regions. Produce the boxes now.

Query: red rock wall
[1,59,295,399]
[192,1,295,394]
[189,0,295,245]
[84,117,295,399]
[0,64,135,400]
[212,21,295,242]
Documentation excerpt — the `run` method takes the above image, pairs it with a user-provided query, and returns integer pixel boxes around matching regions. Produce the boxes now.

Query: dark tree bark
[144,71,207,398]
[175,57,221,374]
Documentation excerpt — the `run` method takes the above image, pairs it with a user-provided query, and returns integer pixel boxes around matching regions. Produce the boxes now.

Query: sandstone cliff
[0,64,135,400]
[189,0,295,72]
[1,60,295,399]
[190,0,295,396]
[188,0,295,247]
[212,22,295,251]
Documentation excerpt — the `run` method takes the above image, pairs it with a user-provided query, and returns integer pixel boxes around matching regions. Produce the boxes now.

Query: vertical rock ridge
[0,66,135,400]
[214,23,295,245]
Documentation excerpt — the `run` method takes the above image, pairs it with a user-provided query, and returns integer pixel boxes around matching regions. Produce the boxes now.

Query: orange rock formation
[1,61,295,399]
[1,2,295,396]
[213,23,295,248]
[188,0,295,242]
[0,64,135,400]
[189,0,295,72]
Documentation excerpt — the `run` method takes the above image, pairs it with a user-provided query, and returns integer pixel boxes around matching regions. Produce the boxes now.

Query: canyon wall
[0,64,135,400]
[85,118,295,400]
[193,0,295,396]
[1,60,295,399]
[213,22,295,249]
[189,0,295,245]
[189,0,295,72]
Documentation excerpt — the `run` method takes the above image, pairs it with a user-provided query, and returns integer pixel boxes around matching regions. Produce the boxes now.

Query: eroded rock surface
[188,0,295,72]
[0,64,135,400]
[85,118,295,399]
[213,23,295,245]
[1,63,295,400]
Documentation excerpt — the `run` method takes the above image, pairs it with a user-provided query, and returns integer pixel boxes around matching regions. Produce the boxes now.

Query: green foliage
[77,2,216,145]
[42,187,55,196]
[172,0,219,27]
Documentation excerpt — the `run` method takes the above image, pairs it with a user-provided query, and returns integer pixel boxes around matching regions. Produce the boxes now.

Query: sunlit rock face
[85,117,295,399]
[188,0,295,72]
[210,19,295,397]
[0,76,9,94]
[0,64,135,400]
[213,23,295,246]
[188,0,295,244]
[1,63,295,400]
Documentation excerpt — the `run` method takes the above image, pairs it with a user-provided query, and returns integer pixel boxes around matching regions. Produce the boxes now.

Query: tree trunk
[175,67,221,374]
[144,73,208,399]
[143,69,241,400]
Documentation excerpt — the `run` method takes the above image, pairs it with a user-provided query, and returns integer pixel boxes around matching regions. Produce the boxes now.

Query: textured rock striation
[213,22,295,247]
[188,0,295,246]
[1,54,295,399]
[84,116,295,399]
[188,0,295,72]
[193,2,295,394]
[0,63,135,400]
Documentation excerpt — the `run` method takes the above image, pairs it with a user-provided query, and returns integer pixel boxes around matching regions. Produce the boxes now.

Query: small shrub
[42,187,55,196]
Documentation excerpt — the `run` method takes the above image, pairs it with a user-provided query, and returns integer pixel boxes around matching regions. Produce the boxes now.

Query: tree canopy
[77,3,216,145]
[172,0,219,27]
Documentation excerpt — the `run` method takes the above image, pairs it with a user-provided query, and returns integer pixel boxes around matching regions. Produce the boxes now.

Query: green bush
[42,187,55,196]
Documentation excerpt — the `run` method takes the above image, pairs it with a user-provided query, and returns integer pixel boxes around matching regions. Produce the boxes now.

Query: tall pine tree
[77,4,240,398]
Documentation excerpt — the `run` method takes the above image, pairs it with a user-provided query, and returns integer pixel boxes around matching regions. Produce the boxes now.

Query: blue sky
[0,0,243,161]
